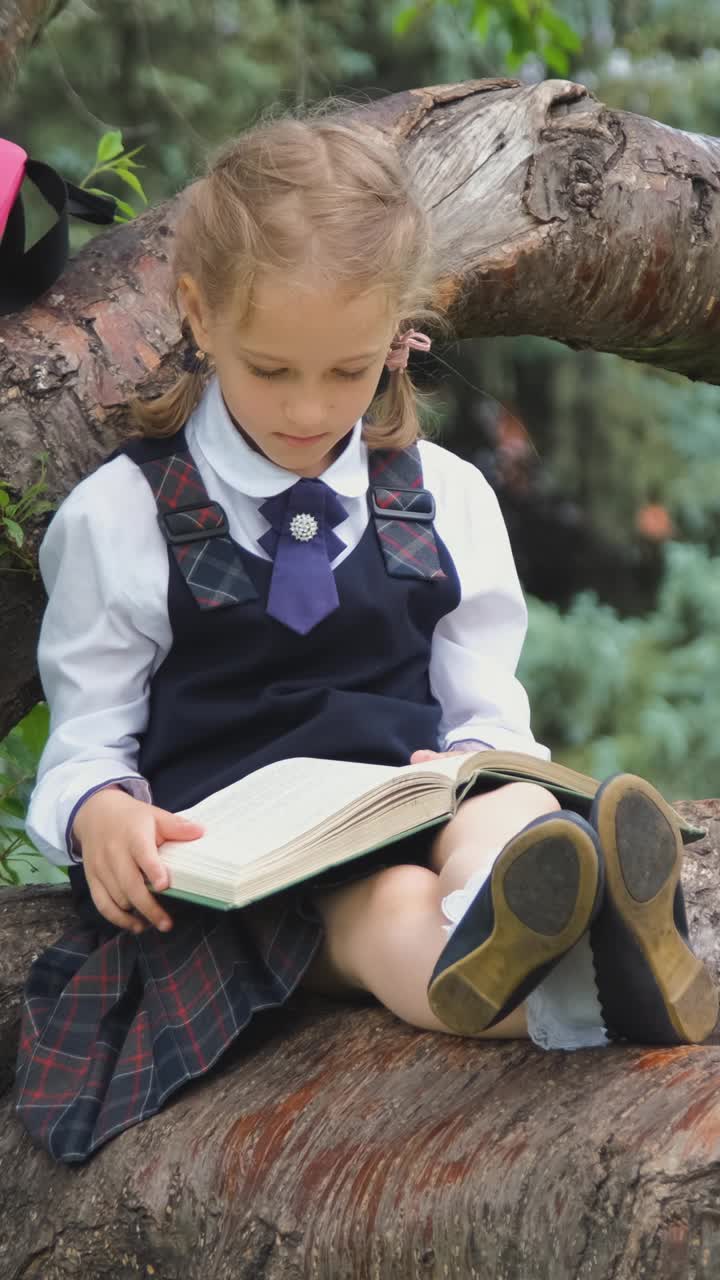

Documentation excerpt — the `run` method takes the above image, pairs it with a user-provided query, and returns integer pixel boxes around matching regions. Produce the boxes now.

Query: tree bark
[3,77,720,736]
[0,0,69,93]
[0,798,719,1279]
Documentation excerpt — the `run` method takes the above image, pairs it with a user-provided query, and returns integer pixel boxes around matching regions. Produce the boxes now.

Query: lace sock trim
[526,932,609,1051]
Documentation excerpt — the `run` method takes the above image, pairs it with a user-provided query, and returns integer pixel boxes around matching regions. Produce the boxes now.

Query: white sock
[526,933,608,1051]
[439,847,502,937]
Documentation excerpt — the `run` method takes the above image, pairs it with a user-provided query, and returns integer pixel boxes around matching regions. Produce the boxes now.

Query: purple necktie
[258,479,348,635]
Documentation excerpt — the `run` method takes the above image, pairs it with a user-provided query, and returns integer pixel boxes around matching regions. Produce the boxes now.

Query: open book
[154,750,705,910]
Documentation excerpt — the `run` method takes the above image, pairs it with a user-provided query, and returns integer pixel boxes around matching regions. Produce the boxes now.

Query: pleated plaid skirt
[13,828,436,1165]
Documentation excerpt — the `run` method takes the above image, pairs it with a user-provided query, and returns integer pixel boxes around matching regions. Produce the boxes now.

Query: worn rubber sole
[590,774,718,1045]
[427,815,602,1037]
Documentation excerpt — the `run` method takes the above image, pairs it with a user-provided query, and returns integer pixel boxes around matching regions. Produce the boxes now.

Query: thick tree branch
[1,799,719,1277]
[3,77,720,735]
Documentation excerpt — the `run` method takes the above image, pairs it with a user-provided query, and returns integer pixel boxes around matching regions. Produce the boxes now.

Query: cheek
[223,373,275,425]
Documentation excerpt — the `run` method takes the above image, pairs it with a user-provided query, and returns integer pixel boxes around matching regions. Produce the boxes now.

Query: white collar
[186,374,369,499]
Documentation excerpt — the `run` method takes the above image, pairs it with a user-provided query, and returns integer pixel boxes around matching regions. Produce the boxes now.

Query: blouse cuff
[66,776,153,861]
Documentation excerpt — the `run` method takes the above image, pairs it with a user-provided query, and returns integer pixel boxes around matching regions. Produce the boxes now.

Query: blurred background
[3,0,720,886]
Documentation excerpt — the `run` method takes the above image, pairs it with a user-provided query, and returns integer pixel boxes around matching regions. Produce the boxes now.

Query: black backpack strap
[117,431,258,611]
[368,443,447,580]
[0,159,116,316]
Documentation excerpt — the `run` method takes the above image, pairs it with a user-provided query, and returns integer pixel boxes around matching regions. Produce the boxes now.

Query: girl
[14,103,716,1166]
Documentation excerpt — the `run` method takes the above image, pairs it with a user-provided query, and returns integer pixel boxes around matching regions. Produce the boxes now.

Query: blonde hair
[129,96,451,450]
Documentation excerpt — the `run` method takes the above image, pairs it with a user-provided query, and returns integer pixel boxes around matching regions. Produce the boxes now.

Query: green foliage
[0,705,66,887]
[521,541,720,799]
[0,453,56,577]
[394,0,581,73]
[80,130,148,223]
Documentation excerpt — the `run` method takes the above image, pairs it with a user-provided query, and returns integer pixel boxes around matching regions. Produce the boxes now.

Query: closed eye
[247,365,369,381]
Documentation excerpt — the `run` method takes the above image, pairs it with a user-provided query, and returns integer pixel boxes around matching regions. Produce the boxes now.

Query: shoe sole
[591,774,718,1045]
[427,817,600,1036]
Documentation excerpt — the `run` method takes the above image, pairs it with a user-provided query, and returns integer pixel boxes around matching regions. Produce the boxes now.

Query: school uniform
[14,374,549,1164]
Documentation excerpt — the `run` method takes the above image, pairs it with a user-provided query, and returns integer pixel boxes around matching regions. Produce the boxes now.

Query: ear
[177,274,214,354]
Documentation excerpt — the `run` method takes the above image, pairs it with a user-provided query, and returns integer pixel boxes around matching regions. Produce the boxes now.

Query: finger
[121,850,175,932]
[410,749,437,763]
[132,840,175,898]
[89,878,147,934]
[101,869,151,933]
[151,811,206,890]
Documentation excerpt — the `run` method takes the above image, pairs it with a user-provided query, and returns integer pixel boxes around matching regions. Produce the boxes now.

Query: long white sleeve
[421,441,550,762]
[25,460,170,865]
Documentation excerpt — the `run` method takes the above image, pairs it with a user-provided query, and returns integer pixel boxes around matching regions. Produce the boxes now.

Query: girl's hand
[72,786,205,935]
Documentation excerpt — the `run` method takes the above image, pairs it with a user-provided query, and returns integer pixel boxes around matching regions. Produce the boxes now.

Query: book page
[160,755,457,873]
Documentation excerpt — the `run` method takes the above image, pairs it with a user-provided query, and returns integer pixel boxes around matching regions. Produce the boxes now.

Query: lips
[276,432,327,445]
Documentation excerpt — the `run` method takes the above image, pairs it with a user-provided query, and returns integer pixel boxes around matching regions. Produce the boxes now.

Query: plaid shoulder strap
[368,443,447,581]
[121,434,258,611]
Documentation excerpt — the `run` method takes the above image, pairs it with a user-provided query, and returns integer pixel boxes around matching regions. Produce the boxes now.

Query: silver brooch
[289,513,319,542]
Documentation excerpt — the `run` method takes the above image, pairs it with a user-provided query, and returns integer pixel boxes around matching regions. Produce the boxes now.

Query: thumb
[410,749,437,764]
[153,808,206,842]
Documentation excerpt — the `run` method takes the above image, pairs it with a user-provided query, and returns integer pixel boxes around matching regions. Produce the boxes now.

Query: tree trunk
[0,798,719,1278]
[3,77,720,735]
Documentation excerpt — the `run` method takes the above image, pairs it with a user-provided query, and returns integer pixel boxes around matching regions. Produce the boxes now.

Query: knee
[501,781,561,816]
[366,863,439,920]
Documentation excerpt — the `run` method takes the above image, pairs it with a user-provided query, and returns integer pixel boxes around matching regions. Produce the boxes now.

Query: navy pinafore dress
[14,427,461,1163]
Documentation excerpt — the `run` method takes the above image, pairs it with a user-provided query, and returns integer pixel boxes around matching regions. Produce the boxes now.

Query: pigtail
[363,366,423,451]
[127,319,213,439]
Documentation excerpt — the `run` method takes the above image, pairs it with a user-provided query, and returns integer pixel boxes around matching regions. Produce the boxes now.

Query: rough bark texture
[4,78,720,735]
[0,799,719,1279]
[0,0,69,92]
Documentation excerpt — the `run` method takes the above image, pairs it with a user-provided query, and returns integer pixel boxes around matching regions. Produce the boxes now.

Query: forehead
[231,274,394,360]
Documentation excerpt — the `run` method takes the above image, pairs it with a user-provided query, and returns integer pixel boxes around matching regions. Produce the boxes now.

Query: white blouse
[26,375,549,865]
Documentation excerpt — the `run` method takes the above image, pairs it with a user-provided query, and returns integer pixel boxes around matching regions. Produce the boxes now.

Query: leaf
[86,186,118,201]
[96,130,124,164]
[3,518,23,547]
[471,0,492,38]
[543,42,570,74]
[114,167,148,203]
[393,4,419,35]
[0,808,27,830]
[0,862,20,886]
[113,197,137,219]
[541,8,582,52]
[119,145,146,168]
[0,490,8,509]
[15,703,49,763]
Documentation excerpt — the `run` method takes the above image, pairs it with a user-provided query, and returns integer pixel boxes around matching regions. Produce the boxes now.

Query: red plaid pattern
[369,445,447,580]
[141,451,258,610]
[14,891,321,1163]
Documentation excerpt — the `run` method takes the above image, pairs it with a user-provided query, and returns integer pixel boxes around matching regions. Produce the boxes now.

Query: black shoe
[427,810,604,1036]
[589,773,718,1045]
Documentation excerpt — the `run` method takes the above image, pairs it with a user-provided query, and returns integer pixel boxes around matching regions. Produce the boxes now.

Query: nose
[282,389,329,432]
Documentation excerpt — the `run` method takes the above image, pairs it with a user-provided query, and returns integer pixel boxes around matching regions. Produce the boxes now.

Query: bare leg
[300,782,561,1037]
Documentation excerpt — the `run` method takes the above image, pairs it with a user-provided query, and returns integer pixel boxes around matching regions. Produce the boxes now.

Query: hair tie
[182,343,209,375]
[385,329,432,373]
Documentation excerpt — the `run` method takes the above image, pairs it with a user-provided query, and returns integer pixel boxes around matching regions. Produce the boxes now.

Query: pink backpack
[0,138,116,315]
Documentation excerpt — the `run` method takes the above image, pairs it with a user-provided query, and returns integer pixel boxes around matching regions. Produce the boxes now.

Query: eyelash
[247,366,369,381]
